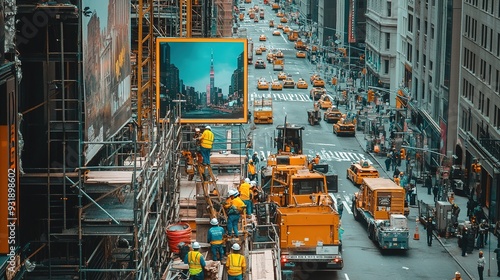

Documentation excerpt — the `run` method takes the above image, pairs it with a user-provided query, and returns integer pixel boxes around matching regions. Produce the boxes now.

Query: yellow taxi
[259,34,267,41]
[333,120,356,137]
[283,77,295,88]
[296,78,308,89]
[316,94,332,109]
[269,20,274,27]
[249,12,255,19]
[266,52,276,62]
[277,11,284,17]
[313,77,325,87]
[277,24,284,29]
[283,26,290,33]
[296,51,306,58]
[346,160,380,186]
[254,58,266,69]
[280,17,288,23]
[277,71,287,80]
[272,29,281,36]
[310,73,320,83]
[257,78,269,90]
[259,45,267,52]
[275,50,284,58]
[271,79,283,90]
[255,48,263,55]
[310,87,326,100]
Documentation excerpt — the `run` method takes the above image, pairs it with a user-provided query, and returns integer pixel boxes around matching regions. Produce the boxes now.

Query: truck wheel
[368,225,375,240]
[352,203,360,221]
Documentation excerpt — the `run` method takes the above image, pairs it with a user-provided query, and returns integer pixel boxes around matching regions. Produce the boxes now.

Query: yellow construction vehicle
[253,97,273,124]
[333,115,356,136]
[256,122,343,276]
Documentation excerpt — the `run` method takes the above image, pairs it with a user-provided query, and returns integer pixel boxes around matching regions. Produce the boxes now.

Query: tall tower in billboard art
[209,49,215,105]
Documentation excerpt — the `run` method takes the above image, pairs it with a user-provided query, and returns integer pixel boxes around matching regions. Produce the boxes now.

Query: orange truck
[256,123,343,275]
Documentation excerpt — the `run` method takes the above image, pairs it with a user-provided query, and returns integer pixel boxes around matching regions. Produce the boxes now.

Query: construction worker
[248,159,257,181]
[238,178,252,215]
[251,181,261,204]
[251,151,260,166]
[207,218,225,261]
[199,126,214,165]
[226,243,247,280]
[183,241,206,280]
[224,189,245,237]
[453,271,463,280]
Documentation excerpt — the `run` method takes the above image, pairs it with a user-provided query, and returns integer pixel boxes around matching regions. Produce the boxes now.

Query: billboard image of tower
[156,38,248,124]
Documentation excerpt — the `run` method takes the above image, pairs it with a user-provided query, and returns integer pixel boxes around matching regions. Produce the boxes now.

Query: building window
[486,98,490,117]
[387,1,392,17]
[496,70,499,92]
[384,59,389,74]
[497,33,500,56]
[386,33,390,49]
[430,60,433,71]
[407,43,413,62]
[488,64,492,84]
[408,14,413,33]
[479,91,484,112]
[431,25,435,39]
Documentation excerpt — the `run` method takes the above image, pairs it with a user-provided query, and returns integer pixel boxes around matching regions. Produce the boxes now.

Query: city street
[240,2,471,279]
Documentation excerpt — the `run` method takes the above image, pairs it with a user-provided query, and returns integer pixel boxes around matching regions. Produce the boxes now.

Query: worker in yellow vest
[199,126,214,165]
[226,243,247,280]
[224,189,246,237]
[238,178,252,215]
[248,159,257,181]
[183,241,206,280]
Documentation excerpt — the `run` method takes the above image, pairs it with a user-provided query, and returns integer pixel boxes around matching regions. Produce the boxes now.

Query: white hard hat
[210,218,219,225]
[192,242,200,249]
[228,189,237,196]
[231,243,241,251]
[205,125,211,130]
[250,181,257,186]
[195,128,200,132]
[244,178,251,183]
[254,151,258,155]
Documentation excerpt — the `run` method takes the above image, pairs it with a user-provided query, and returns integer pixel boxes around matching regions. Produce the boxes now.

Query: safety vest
[248,164,256,175]
[232,197,246,213]
[200,130,214,149]
[227,253,245,276]
[238,182,251,201]
[187,251,203,275]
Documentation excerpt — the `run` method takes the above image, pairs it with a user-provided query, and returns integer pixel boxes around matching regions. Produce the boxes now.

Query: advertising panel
[0,76,18,256]
[156,38,248,124]
[348,0,357,43]
[82,0,131,163]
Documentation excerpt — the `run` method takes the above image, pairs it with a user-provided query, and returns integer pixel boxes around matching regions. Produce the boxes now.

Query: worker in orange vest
[226,243,247,280]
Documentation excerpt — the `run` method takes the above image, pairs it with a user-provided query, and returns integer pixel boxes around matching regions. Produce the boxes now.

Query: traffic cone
[413,218,420,240]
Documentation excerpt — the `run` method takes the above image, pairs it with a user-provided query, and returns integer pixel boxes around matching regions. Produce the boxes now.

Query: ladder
[194,161,228,222]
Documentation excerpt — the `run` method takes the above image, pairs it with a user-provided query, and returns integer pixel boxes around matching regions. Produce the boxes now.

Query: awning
[418,108,440,133]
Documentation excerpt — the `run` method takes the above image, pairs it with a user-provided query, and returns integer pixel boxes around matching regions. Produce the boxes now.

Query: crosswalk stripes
[255,150,365,162]
[250,92,310,102]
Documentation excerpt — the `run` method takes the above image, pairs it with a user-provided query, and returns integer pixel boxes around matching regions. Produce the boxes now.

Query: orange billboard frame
[156,38,248,124]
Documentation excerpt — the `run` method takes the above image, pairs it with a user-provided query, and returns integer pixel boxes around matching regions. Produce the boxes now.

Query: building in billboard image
[158,39,247,123]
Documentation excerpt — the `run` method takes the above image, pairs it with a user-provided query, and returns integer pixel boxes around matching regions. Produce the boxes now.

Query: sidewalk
[350,106,499,280]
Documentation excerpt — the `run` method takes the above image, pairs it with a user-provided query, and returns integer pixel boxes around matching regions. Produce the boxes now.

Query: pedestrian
[426,217,434,246]
[224,189,245,237]
[183,241,206,280]
[207,218,225,261]
[433,184,439,202]
[247,160,257,181]
[467,197,476,220]
[461,228,468,257]
[199,126,214,165]
[338,222,344,251]
[451,204,460,225]
[251,152,260,166]
[494,242,500,276]
[393,167,400,179]
[238,178,252,215]
[384,155,391,171]
[477,250,485,280]
[337,198,344,219]
[425,175,433,195]
[226,243,247,280]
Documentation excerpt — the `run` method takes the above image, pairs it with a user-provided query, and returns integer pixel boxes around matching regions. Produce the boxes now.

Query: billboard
[156,38,248,124]
[82,0,131,163]
[0,75,18,256]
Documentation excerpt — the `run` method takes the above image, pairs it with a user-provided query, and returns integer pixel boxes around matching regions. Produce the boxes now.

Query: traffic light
[400,148,406,160]
[474,163,482,173]
[367,90,375,103]
[332,77,337,85]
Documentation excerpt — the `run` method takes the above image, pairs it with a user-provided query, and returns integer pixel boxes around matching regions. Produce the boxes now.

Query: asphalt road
[239,3,466,279]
